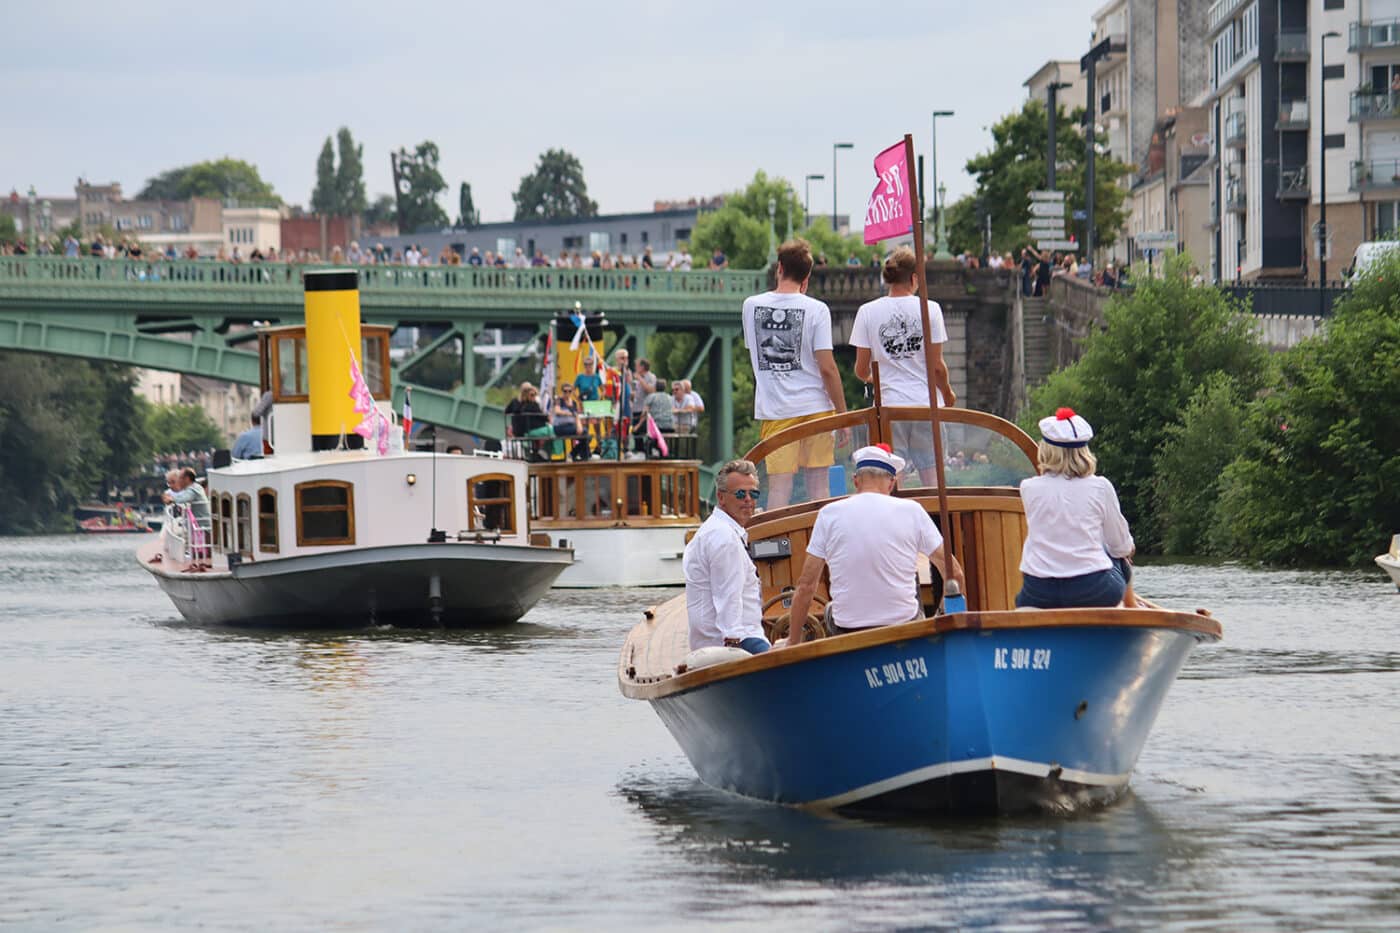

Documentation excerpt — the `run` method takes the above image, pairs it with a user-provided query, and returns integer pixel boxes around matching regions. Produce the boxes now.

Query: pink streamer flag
[645,413,669,458]
[863,141,914,245]
[349,356,390,455]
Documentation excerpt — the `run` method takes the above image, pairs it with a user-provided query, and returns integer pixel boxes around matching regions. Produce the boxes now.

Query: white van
[1348,241,1400,280]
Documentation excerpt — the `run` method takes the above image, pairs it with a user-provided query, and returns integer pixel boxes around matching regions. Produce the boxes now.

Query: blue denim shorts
[1016,557,1132,609]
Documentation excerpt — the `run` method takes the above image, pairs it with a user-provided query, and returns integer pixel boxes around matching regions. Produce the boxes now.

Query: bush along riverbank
[1023,253,1400,568]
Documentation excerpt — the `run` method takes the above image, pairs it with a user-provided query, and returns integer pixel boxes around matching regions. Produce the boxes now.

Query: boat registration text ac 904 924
[864,656,929,689]
[994,647,1052,671]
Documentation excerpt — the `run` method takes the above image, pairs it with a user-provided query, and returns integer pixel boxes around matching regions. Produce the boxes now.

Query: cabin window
[584,474,613,518]
[361,334,390,397]
[626,474,653,517]
[468,474,515,534]
[211,497,222,553]
[659,473,674,516]
[295,480,355,545]
[236,494,253,557]
[556,475,577,519]
[275,335,308,400]
[219,495,234,553]
[676,473,692,517]
[529,474,554,521]
[257,488,278,553]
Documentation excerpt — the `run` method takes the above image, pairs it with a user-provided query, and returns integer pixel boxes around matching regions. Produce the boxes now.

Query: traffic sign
[1072,209,1088,220]
[1035,239,1079,251]
[1030,219,1066,232]
[1136,230,1177,247]
[1029,190,1066,201]
[1030,201,1066,218]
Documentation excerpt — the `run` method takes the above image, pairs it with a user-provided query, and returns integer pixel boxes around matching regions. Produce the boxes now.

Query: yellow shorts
[759,411,836,474]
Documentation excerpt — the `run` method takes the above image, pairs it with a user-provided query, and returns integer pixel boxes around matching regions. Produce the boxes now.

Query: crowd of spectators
[952,246,1129,292]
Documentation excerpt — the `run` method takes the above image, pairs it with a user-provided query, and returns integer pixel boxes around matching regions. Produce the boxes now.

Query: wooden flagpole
[901,132,957,601]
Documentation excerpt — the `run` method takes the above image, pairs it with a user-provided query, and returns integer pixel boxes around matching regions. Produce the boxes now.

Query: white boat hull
[1377,553,1400,591]
[540,525,693,588]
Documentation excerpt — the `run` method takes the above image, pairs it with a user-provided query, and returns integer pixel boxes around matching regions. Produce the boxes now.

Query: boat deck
[137,537,233,579]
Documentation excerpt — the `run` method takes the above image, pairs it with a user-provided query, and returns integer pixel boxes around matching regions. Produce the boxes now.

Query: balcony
[1208,0,1245,34]
[1207,199,1221,229]
[1224,112,1248,148]
[1276,30,1309,61]
[1351,159,1400,192]
[1277,98,1310,130]
[1351,89,1400,121]
[1278,164,1309,200]
[1225,177,1247,213]
[1350,19,1400,51]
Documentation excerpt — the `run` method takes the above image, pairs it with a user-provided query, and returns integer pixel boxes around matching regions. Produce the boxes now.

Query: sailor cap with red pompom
[853,442,906,475]
[1038,407,1094,448]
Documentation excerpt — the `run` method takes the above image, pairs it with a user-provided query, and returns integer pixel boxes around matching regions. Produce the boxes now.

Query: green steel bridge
[0,256,762,463]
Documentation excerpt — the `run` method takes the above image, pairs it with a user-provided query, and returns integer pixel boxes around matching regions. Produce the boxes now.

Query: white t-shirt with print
[806,492,943,629]
[850,295,948,406]
[742,290,836,421]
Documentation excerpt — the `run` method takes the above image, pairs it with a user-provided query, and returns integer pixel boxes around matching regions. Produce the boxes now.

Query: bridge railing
[0,256,767,297]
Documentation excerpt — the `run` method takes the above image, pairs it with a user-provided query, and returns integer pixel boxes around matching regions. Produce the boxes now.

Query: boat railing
[161,503,213,565]
[740,406,1039,511]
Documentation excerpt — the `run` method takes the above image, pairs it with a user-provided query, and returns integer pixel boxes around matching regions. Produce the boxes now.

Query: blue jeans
[1016,557,1132,609]
[738,637,771,654]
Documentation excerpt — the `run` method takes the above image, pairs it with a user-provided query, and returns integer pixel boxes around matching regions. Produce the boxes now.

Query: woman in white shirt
[1016,408,1137,609]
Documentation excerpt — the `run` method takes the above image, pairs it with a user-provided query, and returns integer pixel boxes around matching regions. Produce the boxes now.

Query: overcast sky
[3,1,1099,228]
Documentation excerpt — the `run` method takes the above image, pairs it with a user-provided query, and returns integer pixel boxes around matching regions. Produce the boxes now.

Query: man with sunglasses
[683,459,770,654]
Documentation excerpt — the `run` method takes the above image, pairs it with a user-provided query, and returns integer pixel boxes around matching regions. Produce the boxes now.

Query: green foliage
[394,141,450,233]
[312,138,337,215]
[948,99,1131,257]
[513,149,599,222]
[364,194,397,228]
[1023,255,1271,551]
[457,182,479,229]
[146,403,223,454]
[689,172,878,270]
[335,127,368,217]
[0,213,17,245]
[138,158,281,206]
[1151,373,1252,555]
[1215,257,1400,565]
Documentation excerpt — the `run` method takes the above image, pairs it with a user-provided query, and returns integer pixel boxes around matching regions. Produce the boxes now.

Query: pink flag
[645,413,669,458]
[863,141,914,245]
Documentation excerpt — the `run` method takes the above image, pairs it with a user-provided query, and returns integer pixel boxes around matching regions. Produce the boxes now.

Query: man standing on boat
[231,414,263,460]
[851,246,955,487]
[783,445,964,647]
[742,239,848,509]
[683,459,770,654]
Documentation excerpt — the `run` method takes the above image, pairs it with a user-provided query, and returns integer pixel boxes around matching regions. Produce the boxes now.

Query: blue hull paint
[651,625,1201,813]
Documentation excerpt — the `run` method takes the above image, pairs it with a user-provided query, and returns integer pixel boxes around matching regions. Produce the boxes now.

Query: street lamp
[804,173,824,228]
[937,183,948,259]
[1046,83,1072,190]
[931,111,954,258]
[1319,30,1341,312]
[26,185,36,255]
[767,195,778,265]
[832,142,854,234]
[41,200,51,254]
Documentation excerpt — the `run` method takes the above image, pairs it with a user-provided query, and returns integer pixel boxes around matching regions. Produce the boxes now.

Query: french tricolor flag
[402,387,413,440]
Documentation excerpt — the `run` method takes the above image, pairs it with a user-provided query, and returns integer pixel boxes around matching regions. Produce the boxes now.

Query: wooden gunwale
[619,607,1223,701]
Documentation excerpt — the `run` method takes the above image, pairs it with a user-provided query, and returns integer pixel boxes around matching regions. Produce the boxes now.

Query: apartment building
[1130,107,1215,270]
[1025,60,1090,114]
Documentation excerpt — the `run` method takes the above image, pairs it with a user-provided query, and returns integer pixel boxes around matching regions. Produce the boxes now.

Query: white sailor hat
[853,443,906,475]
[1039,407,1094,448]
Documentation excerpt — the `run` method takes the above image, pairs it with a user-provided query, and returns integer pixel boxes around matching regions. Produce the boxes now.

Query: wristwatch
[723,638,742,648]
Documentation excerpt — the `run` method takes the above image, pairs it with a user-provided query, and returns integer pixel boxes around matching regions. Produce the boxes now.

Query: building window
[588,232,611,253]
[641,230,650,245]
[469,474,516,533]
[295,480,355,545]
[620,232,629,247]
[274,335,308,400]
[675,227,691,242]
[496,237,517,256]
[562,235,583,250]
[1323,0,1343,9]
[258,488,278,553]
[1375,202,1400,238]
[236,494,253,557]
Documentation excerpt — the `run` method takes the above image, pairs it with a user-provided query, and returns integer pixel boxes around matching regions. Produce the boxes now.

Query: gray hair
[717,459,758,489]
[854,466,897,484]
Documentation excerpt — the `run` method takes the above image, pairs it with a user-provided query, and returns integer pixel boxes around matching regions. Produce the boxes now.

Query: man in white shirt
[784,445,964,646]
[683,459,770,653]
[742,239,849,509]
[681,380,704,419]
[851,245,956,487]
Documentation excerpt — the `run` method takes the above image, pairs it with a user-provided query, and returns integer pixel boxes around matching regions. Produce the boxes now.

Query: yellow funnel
[304,269,363,451]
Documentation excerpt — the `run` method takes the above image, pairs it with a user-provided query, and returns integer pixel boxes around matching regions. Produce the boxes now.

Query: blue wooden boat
[618,407,1223,815]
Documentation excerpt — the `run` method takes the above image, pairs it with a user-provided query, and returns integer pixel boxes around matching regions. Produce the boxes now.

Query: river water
[1,535,1398,931]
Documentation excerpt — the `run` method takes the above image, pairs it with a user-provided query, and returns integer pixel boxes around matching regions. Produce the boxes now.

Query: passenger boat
[138,269,572,626]
[618,405,1223,815]
[508,310,701,588]
[1376,535,1400,591]
[78,508,153,534]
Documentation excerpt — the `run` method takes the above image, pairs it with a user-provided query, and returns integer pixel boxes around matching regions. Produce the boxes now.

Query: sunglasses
[726,488,760,500]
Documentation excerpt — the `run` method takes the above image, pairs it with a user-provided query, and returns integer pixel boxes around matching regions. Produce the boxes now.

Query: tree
[1215,254,1400,565]
[311,138,337,215]
[0,213,17,246]
[146,403,223,454]
[393,141,449,233]
[138,158,281,205]
[335,127,367,217]
[513,149,599,222]
[457,182,479,229]
[948,100,1131,258]
[688,171,879,269]
[364,194,397,229]
[1023,255,1271,551]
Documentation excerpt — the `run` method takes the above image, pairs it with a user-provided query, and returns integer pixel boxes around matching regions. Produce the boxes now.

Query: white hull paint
[1377,553,1400,590]
[544,525,693,588]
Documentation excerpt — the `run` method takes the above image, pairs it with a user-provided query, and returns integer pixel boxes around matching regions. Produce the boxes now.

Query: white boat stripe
[805,756,1133,809]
